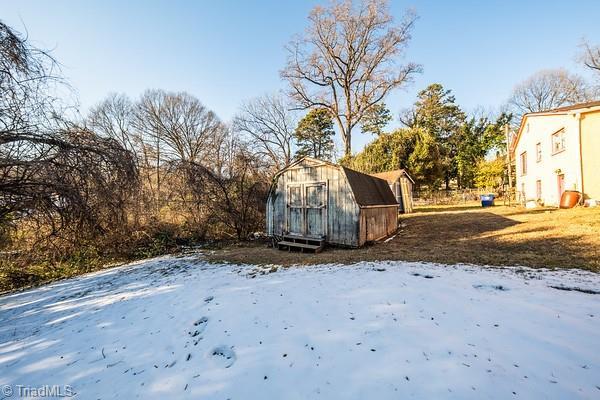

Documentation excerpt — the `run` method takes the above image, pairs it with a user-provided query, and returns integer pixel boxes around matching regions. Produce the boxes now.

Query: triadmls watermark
[2,384,75,398]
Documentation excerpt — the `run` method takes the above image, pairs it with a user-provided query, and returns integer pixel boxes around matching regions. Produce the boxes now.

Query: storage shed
[266,157,398,251]
[370,169,415,213]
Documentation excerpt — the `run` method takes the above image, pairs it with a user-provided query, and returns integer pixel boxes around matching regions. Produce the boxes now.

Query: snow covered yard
[0,257,599,399]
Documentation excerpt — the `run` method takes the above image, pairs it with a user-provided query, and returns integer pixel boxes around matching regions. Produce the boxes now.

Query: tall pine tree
[401,83,465,189]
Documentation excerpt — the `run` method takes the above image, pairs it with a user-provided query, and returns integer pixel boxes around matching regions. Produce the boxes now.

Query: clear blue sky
[2,0,599,152]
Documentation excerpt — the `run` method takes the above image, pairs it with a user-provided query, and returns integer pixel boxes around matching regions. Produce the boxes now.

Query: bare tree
[579,40,600,76]
[281,0,421,156]
[508,69,594,120]
[131,90,225,213]
[87,93,138,157]
[233,93,296,170]
[135,90,223,163]
[1,20,276,286]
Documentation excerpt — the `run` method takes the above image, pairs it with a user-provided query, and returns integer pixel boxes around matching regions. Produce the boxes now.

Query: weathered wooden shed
[370,169,415,214]
[266,157,398,251]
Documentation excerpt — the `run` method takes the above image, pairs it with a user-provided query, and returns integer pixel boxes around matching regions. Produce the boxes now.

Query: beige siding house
[511,101,600,206]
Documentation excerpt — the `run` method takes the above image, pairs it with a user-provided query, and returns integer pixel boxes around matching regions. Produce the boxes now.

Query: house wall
[267,160,360,246]
[515,113,583,206]
[580,110,600,200]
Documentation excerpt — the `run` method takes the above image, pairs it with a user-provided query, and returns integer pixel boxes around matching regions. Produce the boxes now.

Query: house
[370,169,415,213]
[266,157,398,250]
[511,100,600,206]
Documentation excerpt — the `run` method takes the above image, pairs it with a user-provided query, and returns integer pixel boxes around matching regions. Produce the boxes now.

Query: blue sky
[2,0,599,151]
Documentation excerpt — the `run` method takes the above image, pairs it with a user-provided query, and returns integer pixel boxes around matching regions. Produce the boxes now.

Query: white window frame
[520,151,527,176]
[551,128,566,155]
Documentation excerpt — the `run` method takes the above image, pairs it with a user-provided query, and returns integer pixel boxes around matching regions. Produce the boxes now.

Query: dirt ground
[205,204,600,272]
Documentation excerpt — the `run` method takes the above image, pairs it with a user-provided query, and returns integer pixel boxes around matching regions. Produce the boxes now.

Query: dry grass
[205,205,600,271]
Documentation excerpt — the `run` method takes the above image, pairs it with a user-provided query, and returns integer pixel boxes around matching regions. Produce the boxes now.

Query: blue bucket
[481,194,495,207]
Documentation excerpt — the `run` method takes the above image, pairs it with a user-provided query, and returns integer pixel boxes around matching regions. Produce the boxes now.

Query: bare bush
[184,137,269,240]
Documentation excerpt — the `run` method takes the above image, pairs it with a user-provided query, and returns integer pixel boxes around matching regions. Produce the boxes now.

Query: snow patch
[0,257,598,399]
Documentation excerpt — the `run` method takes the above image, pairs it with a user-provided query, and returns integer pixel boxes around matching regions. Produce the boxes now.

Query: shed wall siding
[359,206,398,245]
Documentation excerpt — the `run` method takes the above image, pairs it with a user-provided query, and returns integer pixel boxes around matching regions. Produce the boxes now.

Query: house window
[536,180,542,200]
[536,142,542,162]
[520,151,527,175]
[551,129,566,154]
[521,183,526,201]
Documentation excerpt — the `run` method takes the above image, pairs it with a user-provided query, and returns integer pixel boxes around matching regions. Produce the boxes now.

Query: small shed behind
[266,157,398,249]
[370,169,415,213]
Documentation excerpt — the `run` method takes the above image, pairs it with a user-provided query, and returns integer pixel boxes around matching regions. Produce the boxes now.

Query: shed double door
[287,182,327,238]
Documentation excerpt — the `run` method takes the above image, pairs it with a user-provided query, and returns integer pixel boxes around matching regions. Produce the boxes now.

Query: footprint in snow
[204,295,214,303]
[209,345,236,368]
[473,284,509,292]
[412,272,434,279]
[189,317,209,338]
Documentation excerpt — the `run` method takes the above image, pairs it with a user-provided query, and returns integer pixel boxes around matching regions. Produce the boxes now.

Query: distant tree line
[342,84,511,191]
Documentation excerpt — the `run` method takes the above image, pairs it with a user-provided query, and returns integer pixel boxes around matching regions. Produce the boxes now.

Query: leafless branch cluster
[579,40,600,75]
[184,139,269,240]
[233,93,296,170]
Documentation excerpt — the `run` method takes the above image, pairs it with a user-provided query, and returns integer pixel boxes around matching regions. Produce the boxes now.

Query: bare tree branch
[579,40,600,74]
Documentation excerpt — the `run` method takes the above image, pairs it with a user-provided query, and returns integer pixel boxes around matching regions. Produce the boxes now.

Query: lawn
[1,256,598,399]
[206,205,600,271]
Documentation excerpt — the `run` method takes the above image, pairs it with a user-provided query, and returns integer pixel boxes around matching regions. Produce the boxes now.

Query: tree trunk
[344,123,352,157]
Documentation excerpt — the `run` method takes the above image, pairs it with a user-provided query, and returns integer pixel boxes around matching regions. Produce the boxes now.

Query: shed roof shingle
[342,167,398,206]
